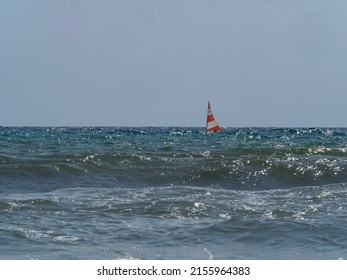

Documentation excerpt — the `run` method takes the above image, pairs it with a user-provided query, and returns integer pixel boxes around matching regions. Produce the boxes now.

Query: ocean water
[0,127,346,260]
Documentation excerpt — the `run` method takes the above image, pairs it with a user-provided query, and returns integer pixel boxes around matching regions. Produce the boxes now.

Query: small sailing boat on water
[206,101,222,132]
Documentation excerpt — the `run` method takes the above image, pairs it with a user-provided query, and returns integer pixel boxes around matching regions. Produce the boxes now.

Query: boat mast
[206,101,222,132]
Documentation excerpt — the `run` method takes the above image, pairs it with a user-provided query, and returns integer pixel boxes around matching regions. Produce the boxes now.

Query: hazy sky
[1,0,347,127]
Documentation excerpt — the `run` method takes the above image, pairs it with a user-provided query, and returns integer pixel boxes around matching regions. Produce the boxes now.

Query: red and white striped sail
[206,101,222,132]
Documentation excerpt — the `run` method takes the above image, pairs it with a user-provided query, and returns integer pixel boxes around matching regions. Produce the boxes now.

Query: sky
[1,0,347,127]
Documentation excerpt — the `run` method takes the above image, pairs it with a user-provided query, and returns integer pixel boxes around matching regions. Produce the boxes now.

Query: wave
[2,183,346,232]
[1,127,347,192]
[1,149,347,190]
[1,182,346,259]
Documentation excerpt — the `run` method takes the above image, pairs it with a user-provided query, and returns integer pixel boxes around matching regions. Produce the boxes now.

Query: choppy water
[0,127,346,259]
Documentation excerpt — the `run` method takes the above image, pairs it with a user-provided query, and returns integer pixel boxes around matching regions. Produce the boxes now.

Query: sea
[0,127,346,260]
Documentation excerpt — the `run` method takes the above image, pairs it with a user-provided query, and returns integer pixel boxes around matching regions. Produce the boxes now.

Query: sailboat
[206,101,222,132]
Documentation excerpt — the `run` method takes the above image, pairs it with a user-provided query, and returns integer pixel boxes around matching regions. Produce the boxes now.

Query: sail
[206,101,222,132]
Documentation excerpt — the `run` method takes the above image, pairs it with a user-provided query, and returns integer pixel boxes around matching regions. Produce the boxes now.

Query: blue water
[0,127,346,259]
